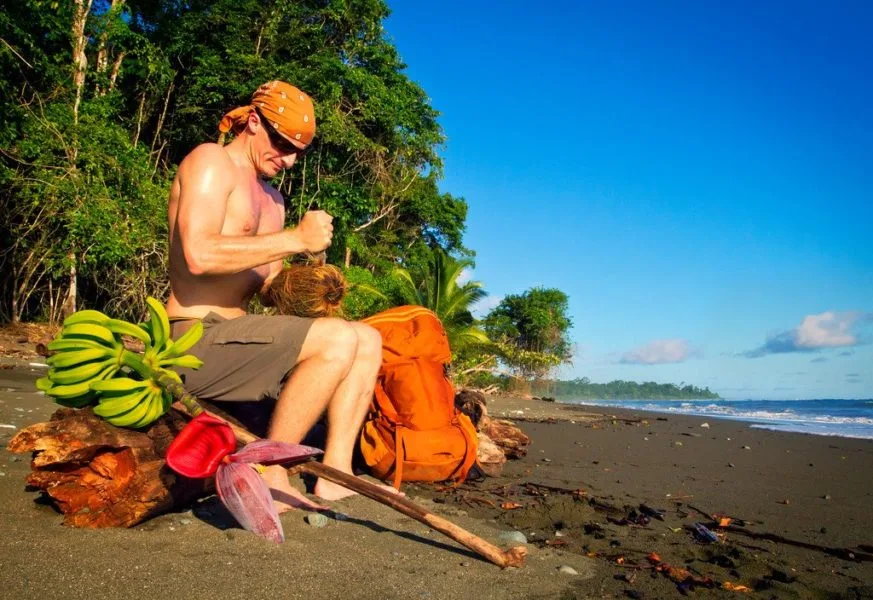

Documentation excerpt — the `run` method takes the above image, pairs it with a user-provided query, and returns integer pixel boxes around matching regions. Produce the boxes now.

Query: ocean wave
[564,398,873,438]
[750,424,873,440]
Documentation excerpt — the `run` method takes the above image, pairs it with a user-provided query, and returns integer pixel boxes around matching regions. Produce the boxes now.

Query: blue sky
[383,1,872,399]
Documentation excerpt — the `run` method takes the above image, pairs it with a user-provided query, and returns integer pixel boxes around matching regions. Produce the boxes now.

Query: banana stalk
[120,350,204,418]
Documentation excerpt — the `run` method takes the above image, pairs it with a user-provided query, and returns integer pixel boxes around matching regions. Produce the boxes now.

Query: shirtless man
[165,80,383,509]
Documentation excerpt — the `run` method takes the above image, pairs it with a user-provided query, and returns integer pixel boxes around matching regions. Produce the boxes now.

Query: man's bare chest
[222,181,283,236]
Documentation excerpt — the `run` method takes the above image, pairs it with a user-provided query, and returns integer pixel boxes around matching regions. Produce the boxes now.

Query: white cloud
[620,339,690,365]
[744,310,869,358]
[795,311,858,348]
[456,268,473,285]
[472,295,503,318]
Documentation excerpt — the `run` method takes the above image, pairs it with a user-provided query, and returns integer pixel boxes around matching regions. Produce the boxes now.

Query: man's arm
[174,144,331,276]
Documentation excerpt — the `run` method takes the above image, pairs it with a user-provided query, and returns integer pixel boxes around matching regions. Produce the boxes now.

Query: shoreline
[2,368,872,598]
[501,394,873,441]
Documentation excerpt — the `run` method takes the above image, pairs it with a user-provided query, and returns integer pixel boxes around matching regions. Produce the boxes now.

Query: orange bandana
[218,81,316,146]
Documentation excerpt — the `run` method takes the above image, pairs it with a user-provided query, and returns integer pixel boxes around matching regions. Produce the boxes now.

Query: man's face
[251,110,310,177]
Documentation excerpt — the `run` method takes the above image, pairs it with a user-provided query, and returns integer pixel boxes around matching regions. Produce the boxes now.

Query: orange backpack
[359,306,478,489]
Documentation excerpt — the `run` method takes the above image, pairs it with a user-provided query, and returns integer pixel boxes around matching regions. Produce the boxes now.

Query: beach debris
[480,419,531,459]
[610,508,650,527]
[501,501,523,510]
[647,552,715,591]
[777,499,791,505]
[557,565,579,575]
[639,504,666,521]
[305,513,329,528]
[721,581,752,592]
[499,530,528,545]
[476,431,507,477]
[454,389,488,428]
[741,445,751,450]
[822,494,831,500]
[665,493,693,501]
[728,463,736,468]
[715,523,873,563]
[700,422,710,428]
[545,538,569,547]
[693,522,720,543]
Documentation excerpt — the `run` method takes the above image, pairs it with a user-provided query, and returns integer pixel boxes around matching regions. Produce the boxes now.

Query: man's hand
[292,210,334,253]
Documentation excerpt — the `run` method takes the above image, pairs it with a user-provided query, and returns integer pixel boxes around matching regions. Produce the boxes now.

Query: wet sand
[2,361,872,599]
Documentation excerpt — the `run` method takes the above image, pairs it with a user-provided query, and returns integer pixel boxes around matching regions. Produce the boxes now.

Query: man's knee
[353,323,382,365]
[309,318,358,367]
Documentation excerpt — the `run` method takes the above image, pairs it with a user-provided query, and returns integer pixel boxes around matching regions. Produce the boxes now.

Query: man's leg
[313,322,382,500]
[265,318,387,505]
[260,317,356,510]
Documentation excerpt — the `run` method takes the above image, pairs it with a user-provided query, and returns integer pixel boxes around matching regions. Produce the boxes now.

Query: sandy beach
[2,360,872,599]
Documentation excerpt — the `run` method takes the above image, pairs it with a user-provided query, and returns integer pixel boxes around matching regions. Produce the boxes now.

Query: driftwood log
[7,407,209,528]
[455,389,532,474]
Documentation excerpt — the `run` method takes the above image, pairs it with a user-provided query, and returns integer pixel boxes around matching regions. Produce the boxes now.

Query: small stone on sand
[305,513,329,528]
[498,530,527,545]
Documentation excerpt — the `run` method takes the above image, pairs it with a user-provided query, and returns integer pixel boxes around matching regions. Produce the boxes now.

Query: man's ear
[245,109,261,134]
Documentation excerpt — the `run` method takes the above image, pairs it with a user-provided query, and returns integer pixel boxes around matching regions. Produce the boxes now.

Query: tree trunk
[6,408,209,528]
[95,0,125,96]
[63,251,77,318]
[71,0,93,130]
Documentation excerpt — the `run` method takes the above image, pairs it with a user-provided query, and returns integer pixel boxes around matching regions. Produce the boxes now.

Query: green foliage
[483,288,573,379]
[390,248,489,353]
[549,378,720,400]
[341,265,392,321]
[0,0,467,323]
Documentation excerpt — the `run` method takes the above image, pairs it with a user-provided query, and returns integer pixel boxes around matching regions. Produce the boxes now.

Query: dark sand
[2,361,872,599]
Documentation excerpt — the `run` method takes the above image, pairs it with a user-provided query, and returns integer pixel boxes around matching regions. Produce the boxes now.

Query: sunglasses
[255,108,312,157]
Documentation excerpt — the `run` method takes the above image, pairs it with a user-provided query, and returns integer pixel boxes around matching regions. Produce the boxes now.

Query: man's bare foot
[314,475,405,501]
[261,465,326,513]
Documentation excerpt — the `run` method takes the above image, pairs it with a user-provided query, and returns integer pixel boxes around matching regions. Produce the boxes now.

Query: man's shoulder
[181,142,233,168]
[177,143,236,189]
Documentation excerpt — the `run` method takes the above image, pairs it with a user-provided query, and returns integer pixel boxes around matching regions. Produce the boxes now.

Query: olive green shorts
[176,312,314,403]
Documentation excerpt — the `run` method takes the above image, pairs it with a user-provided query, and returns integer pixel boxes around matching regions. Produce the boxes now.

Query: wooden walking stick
[172,401,527,569]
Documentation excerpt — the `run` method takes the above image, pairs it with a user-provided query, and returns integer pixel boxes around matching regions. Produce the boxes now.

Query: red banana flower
[166,413,323,542]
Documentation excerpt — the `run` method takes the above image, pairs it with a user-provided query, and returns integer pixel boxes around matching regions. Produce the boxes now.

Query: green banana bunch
[91,378,170,428]
[37,297,204,428]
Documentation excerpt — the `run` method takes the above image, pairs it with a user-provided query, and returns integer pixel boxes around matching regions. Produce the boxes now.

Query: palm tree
[391,249,490,352]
